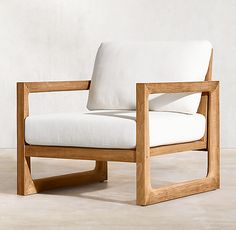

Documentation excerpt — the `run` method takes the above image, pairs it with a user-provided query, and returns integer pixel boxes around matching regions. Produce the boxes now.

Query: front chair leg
[17,145,37,195]
[136,83,151,206]
[136,155,151,205]
[207,83,220,187]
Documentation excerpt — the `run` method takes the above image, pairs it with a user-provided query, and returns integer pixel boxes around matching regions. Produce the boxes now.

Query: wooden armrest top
[17,80,218,94]
[137,81,219,94]
[17,80,91,93]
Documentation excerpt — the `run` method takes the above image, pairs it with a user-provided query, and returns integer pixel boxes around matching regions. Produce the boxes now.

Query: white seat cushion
[25,111,205,149]
[87,41,212,114]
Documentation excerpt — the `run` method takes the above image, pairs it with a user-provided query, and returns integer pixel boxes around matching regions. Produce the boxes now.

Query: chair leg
[136,158,151,205]
[136,148,220,206]
[136,144,151,206]
[17,145,37,195]
[17,147,108,195]
[207,147,220,188]
[207,83,220,187]
[95,161,108,182]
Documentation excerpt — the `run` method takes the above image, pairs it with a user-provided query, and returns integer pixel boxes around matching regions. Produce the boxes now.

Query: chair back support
[87,41,212,114]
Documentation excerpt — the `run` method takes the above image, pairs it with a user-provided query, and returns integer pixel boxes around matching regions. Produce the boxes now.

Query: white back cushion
[87,41,212,114]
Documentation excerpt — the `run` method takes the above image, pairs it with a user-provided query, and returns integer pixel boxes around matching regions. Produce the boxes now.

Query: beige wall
[0,0,235,148]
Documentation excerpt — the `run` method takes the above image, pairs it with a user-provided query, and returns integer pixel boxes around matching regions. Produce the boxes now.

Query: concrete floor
[0,149,235,230]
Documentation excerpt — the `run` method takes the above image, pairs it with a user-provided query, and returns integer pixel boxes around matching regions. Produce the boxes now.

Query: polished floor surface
[0,149,235,229]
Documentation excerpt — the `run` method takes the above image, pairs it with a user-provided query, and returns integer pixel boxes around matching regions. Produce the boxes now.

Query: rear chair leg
[95,161,108,182]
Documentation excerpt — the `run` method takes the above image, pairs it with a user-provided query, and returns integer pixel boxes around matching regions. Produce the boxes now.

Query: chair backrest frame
[197,49,213,143]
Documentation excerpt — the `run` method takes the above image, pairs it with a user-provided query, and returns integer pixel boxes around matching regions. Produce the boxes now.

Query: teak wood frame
[17,51,220,205]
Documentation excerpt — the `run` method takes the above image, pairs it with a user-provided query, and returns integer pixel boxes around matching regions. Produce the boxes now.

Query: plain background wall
[0,0,235,148]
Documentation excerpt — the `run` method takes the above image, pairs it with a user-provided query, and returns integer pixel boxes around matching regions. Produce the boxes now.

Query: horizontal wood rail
[33,170,103,193]
[26,141,206,162]
[147,177,218,205]
[150,140,207,156]
[18,80,91,93]
[137,81,219,94]
[25,145,136,162]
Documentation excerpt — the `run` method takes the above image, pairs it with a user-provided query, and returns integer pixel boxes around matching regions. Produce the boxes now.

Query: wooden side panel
[17,81,108,195]
[135,50,220,205]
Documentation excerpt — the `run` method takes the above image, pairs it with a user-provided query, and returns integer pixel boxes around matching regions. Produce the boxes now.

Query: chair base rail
[25,140,206,163]
[145,177,219,206]
[17,160,107,195]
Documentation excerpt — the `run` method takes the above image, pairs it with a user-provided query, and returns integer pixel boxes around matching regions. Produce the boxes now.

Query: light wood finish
[25,145,136,163]
[25,80,91,93]
[150,140,206,157]
[139,81,218,94]
[148,177,217,205]
[33,161,107,193]
[135,79,219,204]
[198,50,213,145]
[136,83,151,205]
[17,83,36,195]
[17,81,107,195]
[207,83,220,184]
[17,51,220,205]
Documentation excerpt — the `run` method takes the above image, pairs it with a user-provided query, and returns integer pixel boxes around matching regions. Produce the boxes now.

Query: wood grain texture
[150,140,206,157]
[207,83,220,185]
[33,161,107,192]
[139,80,218,94]
[135,51,220,205]
[17,52,220,205]
[136,81,220,204]
[17,81,107,195]
[148,177,218,205]
[17,83,36,195]
[24,80,91,93]
[26,145,136,162]
[136,83,151,205]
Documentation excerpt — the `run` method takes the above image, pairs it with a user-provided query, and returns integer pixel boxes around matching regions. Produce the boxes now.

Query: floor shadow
[42,183,136,205]
[0,153,136,205]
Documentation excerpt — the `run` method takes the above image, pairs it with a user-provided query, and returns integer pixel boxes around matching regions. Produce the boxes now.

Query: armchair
[17,41,220,205]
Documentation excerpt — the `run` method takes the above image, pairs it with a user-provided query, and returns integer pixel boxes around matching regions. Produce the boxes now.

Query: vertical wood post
[207,83,220,187]
[17,83,36,195]
[136,83,151,205]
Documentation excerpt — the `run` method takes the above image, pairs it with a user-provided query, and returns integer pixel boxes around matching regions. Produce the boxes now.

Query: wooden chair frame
[17,51,220,205]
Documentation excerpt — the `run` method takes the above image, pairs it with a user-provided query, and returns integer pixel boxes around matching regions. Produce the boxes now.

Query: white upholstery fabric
[87,41,212,114]
[25,111,205,149]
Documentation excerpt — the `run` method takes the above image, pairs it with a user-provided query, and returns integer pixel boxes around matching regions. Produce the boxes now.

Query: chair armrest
[17,80,91,93]
[137,81,219,94]
[136,80,220,153]
[17,80,91,127]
